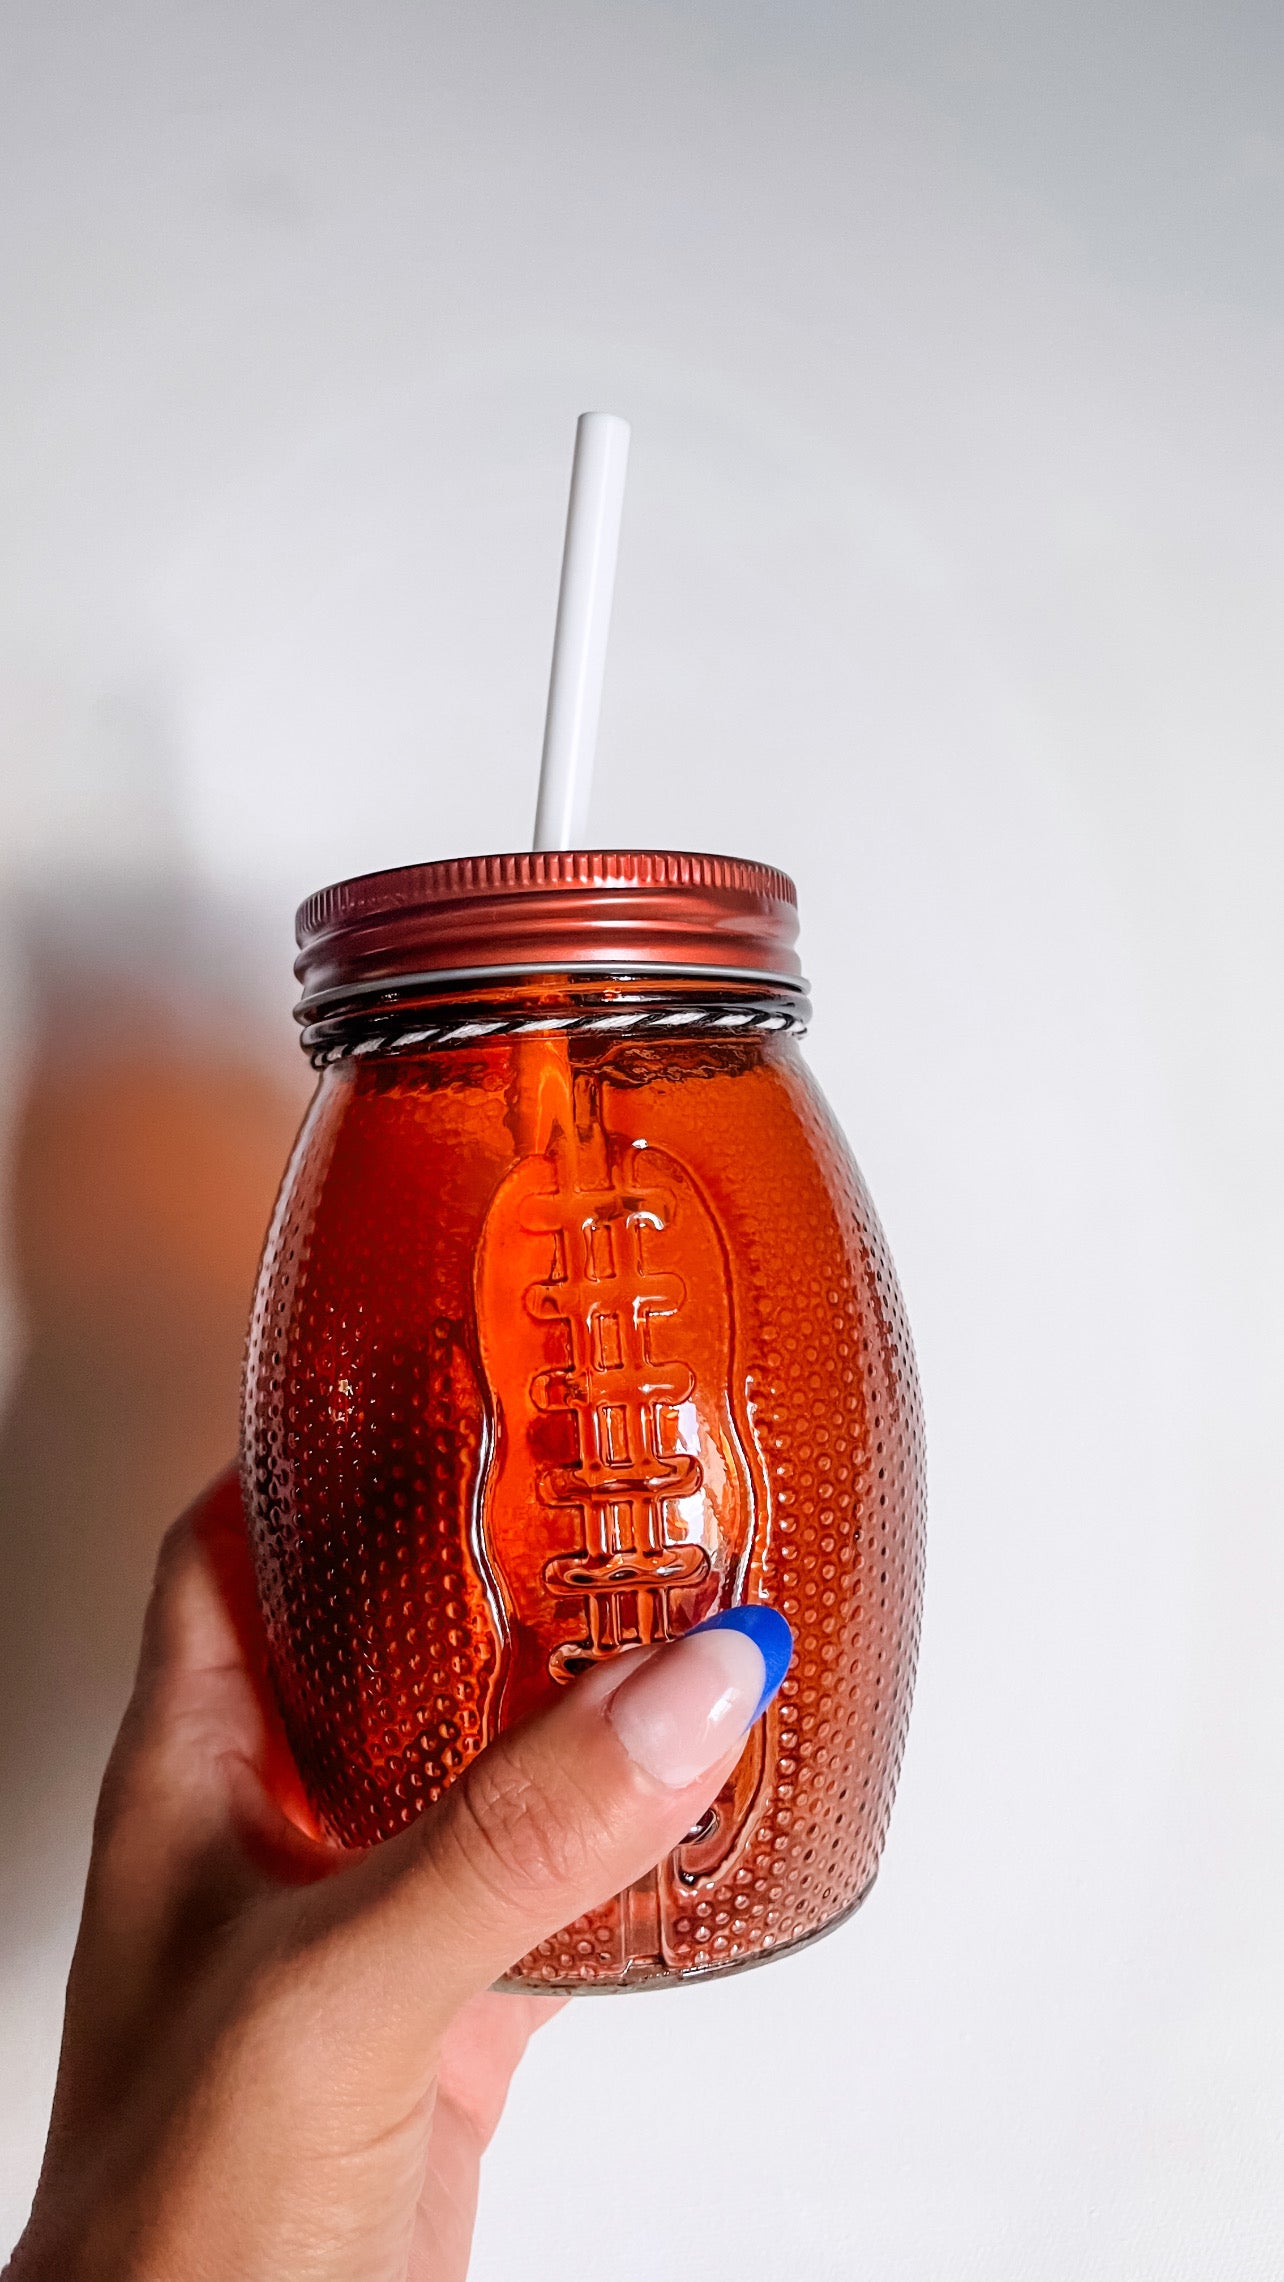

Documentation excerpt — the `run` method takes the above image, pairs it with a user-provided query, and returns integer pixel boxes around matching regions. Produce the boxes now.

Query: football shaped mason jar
[242,850,925,1991]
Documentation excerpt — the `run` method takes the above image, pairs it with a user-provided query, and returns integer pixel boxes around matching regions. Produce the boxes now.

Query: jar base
[492,1874,876,1998]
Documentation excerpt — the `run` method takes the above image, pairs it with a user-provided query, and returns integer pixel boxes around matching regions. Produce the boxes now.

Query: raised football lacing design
[522,1142,711,1684]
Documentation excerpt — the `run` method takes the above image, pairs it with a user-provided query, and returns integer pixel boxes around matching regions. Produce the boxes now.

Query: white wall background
[1,3,1280,2275]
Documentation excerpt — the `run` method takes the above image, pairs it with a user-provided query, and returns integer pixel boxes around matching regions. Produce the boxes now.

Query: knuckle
[446,1745,613,1908]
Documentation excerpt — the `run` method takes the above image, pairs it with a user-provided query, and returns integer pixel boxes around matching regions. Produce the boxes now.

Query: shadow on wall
[0,887,310,1950]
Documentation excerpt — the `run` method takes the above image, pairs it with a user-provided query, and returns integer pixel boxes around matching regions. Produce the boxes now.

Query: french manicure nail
[685,1605,795,1719]
[606,1605,794,1789]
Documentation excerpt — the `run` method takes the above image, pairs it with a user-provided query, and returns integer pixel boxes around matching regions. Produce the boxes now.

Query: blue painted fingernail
[687,1605,794,1720]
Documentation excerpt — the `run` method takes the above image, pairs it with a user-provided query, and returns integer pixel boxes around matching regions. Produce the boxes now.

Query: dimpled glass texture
[243,996,925,1992]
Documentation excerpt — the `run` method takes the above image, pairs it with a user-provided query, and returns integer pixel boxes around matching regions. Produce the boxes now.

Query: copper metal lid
[294,849,804,1016]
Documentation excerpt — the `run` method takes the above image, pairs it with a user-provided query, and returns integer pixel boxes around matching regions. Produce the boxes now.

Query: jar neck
[298,966,811,1069]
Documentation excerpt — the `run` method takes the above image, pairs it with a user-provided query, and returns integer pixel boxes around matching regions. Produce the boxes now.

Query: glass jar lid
[294,848,805,1020]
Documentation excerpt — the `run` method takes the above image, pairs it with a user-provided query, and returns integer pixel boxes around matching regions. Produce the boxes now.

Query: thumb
[295,1611,792,2063]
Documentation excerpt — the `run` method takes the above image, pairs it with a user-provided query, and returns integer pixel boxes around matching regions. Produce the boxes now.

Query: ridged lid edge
[297,848,797,946]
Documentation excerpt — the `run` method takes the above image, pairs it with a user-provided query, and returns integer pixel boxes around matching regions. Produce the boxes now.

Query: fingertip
[185,1463,249,1548]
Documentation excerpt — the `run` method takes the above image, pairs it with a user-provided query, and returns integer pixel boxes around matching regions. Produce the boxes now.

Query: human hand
[7,1471,790,2282]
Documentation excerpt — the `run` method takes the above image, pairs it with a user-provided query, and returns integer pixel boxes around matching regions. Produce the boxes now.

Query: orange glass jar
[242,851,924,1990]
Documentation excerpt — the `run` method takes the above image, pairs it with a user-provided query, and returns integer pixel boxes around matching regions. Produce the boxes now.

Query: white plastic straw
[533,411,631,851]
